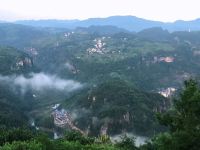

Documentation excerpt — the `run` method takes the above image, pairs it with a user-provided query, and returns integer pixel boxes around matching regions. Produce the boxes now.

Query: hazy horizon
[0,0,200,22]
[1,15,200,23]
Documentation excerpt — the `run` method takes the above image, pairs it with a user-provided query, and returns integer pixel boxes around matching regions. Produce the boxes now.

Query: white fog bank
[0,72,82,92]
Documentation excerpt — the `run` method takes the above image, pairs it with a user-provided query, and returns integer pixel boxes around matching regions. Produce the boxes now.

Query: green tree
[152,79,200,150]
[64,131,95,145]
[115,135,138,150]
[0,140,43,150]
[0,128,34,146]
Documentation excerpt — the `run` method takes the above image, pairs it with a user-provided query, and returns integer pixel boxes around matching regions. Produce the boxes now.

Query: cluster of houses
[154,56,175,63]
[52,109,71,127]
[87,38,106,54]
[51,104,72,127]
[158,87,176,98]
[51,104,86,135]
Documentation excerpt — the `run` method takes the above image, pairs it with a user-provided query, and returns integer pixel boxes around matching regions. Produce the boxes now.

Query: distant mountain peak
[11,15,200,32]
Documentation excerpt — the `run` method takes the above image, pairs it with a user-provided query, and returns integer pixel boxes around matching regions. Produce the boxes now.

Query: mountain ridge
[13,15,200,32]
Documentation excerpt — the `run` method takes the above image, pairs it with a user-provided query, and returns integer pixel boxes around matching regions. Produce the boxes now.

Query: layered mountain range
[13,16,200,32]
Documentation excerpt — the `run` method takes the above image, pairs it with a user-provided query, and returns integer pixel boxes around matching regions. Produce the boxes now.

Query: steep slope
[0,84,29,128]
[0,46,35,128]
[64,79,168,136]
[0,46,34,75]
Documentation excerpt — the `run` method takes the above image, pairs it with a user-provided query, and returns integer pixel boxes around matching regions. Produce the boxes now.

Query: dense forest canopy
[0,20,200,149]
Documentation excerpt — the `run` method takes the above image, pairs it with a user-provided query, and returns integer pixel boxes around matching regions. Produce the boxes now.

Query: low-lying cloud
[111,133,148,147]
[0,72,82,93]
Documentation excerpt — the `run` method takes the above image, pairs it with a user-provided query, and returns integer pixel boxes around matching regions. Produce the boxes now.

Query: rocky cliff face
[64,79,169,137]
[0,47,34,75]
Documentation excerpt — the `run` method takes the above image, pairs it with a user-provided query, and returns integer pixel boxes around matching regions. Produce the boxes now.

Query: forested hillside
[0,46,35,128]
[0,22,200,149]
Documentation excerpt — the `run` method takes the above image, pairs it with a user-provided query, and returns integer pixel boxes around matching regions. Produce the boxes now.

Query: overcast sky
[0,0,199,22]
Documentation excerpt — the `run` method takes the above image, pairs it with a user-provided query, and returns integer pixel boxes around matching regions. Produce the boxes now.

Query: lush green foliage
[142,80,200,150]
[0,84,29,128]
[64,131,95,145]
[0,47,34,75]
[115,135,138,150]
[65,79,168,136]
[1,23,200,149]
[0,128,34,146]
[0,130,128,150]
[0,46,36,128]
